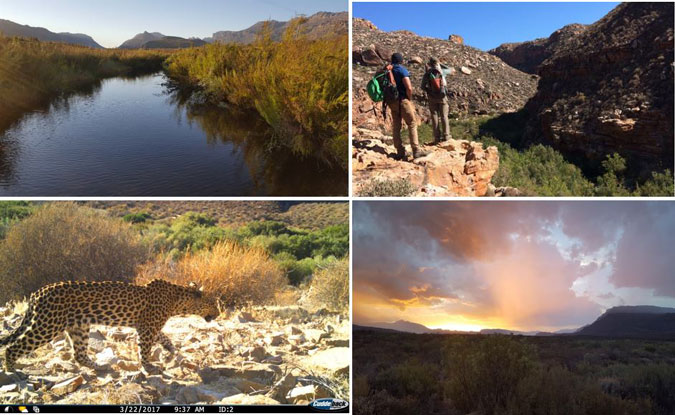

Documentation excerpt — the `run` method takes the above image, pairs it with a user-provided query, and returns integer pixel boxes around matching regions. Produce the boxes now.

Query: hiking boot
[412,149,431,159]
[391,151,410,161]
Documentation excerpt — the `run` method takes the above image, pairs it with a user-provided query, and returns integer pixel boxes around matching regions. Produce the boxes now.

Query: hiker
[384,53,429,160]
[421,56,452,144]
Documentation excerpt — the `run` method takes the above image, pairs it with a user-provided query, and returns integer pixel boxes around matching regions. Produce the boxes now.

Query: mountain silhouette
[0,19,103,48]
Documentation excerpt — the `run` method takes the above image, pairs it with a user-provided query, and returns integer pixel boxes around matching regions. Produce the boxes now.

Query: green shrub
[122,211,152,223]
[0,203,148,304]
[443,336,536,414]
[0,201,36,239]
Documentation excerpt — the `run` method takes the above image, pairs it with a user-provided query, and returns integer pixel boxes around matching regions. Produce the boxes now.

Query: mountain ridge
[0,18,103,48]
[358,305,675,339]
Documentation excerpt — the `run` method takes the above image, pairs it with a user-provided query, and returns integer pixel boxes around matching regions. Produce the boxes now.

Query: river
[0,73,347,196]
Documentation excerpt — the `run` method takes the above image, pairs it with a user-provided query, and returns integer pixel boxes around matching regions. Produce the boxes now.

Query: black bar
[0,404,349,413]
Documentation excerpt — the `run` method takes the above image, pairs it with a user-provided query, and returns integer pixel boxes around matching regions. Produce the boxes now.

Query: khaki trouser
[429,98,451,142]
[388,98,419,154]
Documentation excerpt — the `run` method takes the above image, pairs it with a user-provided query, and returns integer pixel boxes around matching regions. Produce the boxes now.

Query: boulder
[360,48,383,66]
[352,137,499,197]
[286,384,332,404]
[409,56,423,65]
[95,348,119,367]
[218,394,280,405]
[460,66,472,74]
[448,34,464,44]
[51,375,85,395]
[307,347,350,377]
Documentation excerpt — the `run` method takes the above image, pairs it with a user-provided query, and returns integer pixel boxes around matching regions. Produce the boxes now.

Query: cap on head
[391,53,404,64]
[428,56,439,65]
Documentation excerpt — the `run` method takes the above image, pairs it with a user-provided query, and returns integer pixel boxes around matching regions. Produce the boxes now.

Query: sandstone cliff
[488,24,587,74]
[523,2,674,177]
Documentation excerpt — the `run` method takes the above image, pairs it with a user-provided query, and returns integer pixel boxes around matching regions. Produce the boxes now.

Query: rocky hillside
[352,18,538,131]
[212,12,347,44]
[0,19,103,49]
[0,303,349,405]
[523,2,674,177]
[577,307,675,339]
[489,24,587,74]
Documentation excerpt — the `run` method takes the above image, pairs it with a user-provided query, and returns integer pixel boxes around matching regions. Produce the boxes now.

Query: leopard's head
[176,282,220,322]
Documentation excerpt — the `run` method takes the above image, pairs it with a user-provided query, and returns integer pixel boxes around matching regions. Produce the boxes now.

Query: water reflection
[0,73,347,196]
[166,90,347,196]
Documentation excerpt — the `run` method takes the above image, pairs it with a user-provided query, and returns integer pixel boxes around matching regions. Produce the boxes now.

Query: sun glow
[429,322,484,332]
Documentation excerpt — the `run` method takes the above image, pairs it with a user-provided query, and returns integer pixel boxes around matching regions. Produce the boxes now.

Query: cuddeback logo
[309,398,349,411]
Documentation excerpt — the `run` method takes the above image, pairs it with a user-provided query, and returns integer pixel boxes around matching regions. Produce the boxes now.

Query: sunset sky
[353,201,675,332]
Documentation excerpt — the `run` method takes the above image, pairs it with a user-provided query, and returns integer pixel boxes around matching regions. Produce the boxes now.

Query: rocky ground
[0,303,349,405]
[353,128,522,197]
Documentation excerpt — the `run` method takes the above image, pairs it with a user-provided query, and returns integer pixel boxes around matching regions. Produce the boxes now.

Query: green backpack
[367,72,387,102]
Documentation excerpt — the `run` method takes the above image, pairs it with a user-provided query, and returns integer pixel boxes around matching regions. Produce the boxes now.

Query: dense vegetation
[354,328,675,415]
[411,113,673,196]
[0,35,168,130]
[164,19,348,169]
[0,202,349,310]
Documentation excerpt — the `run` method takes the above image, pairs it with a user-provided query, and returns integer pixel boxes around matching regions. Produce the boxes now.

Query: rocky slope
[488,24,587,74]
[212,12,347,44]
[0,304,349,405]
[0,19,103,48]
[353,129,507,197]
[523,2,674,177]
[576,306,675,339]
[352,18,538,131]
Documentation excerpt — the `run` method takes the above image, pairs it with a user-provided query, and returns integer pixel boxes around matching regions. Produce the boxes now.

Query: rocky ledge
[353,129,499,197]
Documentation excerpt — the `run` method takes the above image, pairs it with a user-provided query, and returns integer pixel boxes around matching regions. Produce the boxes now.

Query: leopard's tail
[0,301,34,347]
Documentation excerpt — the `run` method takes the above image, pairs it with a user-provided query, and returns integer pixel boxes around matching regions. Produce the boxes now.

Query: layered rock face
[352,18,538,131]
[352,129,499,197]
[488,24,587,74]
[523,3,674,176]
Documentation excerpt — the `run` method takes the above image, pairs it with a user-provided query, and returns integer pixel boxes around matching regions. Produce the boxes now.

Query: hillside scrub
[0,36,168,131]
[307,257,349,313]
[438,114,673,196]
[354,329,673,415]
[164,19,348,169]
[0,203,148,304]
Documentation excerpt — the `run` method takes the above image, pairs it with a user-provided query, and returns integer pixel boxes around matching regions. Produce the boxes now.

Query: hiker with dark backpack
[421,56,453,144]
[380,53,429,161]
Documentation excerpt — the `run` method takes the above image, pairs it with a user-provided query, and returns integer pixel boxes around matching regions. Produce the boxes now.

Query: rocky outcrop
[523,3,674,176]
[353,129,499,197]
[448,34,464,44]
[488,24,587,74]
[352,18,538,131]
[0,304,349,405]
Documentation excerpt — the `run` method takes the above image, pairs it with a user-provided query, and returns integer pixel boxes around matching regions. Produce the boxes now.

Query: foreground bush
[308,257,349,312]
[139,241,285,307]
[164,19,348,168]
[0,203,148,304]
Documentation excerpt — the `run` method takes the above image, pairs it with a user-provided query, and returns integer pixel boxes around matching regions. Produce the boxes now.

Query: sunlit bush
[0,203,148,304]
[164,19,348,168]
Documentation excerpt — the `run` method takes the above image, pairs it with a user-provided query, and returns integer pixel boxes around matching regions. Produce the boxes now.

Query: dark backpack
[426,68,446,98]
[382,70,399,102]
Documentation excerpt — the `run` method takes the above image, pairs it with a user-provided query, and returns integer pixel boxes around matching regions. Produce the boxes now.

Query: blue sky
[0,0,347,47]
[353,2,619,51]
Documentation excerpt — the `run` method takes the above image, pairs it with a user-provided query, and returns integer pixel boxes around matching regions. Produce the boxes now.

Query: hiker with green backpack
[421,56,453,144]
[366,52,429,161]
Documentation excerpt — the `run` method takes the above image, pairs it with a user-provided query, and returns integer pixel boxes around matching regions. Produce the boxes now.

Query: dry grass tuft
[137,241,285,306]
[307,257,349,313]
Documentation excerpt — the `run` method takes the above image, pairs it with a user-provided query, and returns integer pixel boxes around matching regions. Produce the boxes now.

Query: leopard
[0,279,220,374]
